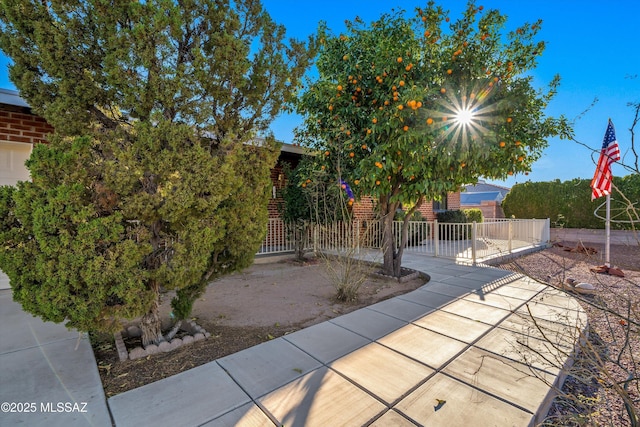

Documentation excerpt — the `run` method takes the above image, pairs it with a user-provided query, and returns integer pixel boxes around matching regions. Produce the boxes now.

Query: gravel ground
[494,242,640,427]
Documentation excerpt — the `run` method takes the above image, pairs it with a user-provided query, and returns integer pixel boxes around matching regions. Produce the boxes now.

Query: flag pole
[605,193,611,267]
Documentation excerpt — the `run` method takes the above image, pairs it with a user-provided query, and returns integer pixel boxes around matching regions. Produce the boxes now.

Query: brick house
[0,89,53,186]
[0,88,460,220]
[461,180,510,219]
[267,142,460,222]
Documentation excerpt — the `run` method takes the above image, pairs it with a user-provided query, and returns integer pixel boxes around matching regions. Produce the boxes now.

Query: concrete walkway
[1,254,587,427]
[0,289,112,426]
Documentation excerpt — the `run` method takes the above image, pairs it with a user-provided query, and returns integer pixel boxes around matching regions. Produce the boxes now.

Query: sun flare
[428,80,502,148]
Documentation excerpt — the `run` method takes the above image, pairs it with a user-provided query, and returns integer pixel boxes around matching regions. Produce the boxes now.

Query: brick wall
[0,104,53,145]
[416,191,460,221]
[417,203,434,221]
[352,196,377,220]
[267,163,285,219]
[447,192,461,210]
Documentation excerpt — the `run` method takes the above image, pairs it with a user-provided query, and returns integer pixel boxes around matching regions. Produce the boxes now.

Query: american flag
[590,119,621,200]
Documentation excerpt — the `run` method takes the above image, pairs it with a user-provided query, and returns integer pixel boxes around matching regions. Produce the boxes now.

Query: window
[433,194,448,212]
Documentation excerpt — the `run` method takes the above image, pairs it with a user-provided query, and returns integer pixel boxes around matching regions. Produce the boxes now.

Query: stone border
[114,320,210,361]
[370,267,422,283]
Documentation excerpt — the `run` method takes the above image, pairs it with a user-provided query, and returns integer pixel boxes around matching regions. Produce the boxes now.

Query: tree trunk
[295,220,308,261]
[140,280,164,347]
[380,196,401,277]
[380,195,424,278]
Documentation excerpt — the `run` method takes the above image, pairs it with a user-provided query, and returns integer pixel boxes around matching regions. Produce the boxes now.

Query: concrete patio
[105,254,587,427]
[1,253,587,426]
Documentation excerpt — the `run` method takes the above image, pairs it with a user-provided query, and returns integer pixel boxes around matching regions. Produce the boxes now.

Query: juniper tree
[0,0,314,346]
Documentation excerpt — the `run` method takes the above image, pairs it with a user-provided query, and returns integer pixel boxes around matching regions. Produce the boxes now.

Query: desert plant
[303,168,373,302]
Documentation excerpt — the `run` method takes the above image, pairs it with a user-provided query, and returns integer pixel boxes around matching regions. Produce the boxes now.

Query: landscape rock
[126,325,141,337]
[574,282,596,295]
[158,341,172,352]
[169,338,183,350]
[129,347,146,360]
[145,344,159,355]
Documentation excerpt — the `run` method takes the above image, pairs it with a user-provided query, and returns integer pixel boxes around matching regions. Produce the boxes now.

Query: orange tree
[294,1,570,277]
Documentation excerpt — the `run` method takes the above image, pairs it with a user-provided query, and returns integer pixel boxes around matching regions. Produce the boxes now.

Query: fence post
[545,218,550,246]
[471,221,477,265]
[356,220,360,254]
[508,219,513,253]
[313,224,318,254]
[433,219,439,257]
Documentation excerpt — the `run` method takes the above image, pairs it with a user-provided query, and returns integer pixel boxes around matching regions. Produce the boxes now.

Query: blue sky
[1,0,638,188]
[262,0,640,188]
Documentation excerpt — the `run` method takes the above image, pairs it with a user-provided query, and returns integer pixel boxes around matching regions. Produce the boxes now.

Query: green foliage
[463,208,484,223]
[277,163,314,260]
[278,163,313,223]
[0,0,313,337]
[436,209,468,223]
[294,0,570,275]
[502,175,639,229]
[437,209,469,240]
[395,209,425,221]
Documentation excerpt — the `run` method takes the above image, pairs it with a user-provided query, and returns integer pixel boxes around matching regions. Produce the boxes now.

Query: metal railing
[257,218,550,263]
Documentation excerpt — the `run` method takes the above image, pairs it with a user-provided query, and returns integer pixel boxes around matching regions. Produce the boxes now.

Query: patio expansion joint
[202,261,584,426]
[0,334,85,357]
[212,360,282,427]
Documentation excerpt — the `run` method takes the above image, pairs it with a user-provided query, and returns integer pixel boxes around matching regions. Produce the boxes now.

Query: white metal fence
[258,218,550,264]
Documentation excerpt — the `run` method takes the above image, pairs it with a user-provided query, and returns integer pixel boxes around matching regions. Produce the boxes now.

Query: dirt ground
[92,257,427,397]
